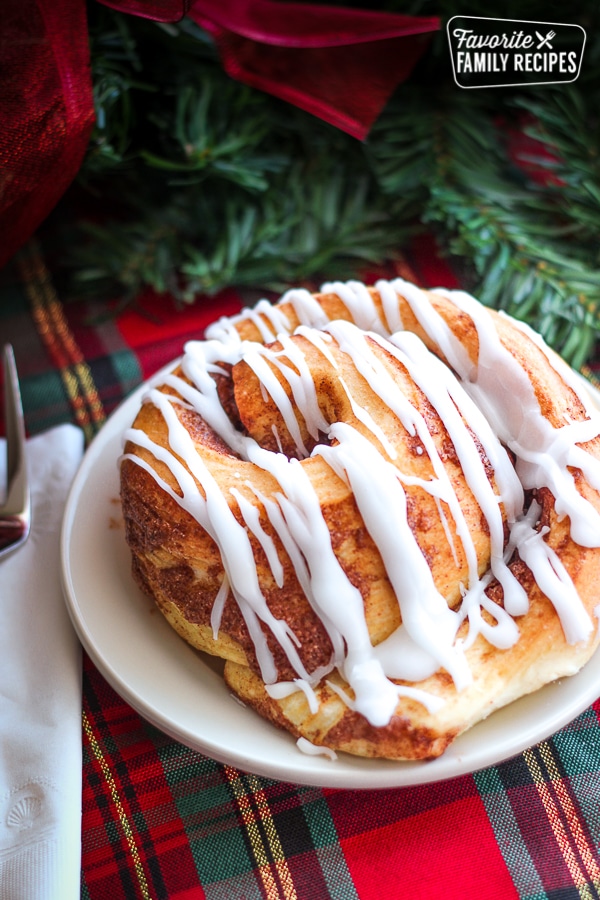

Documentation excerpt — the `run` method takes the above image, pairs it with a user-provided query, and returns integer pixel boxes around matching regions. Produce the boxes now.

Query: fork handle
[0,516,27,551]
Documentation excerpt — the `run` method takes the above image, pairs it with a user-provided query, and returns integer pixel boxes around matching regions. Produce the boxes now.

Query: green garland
[59,1,600,368]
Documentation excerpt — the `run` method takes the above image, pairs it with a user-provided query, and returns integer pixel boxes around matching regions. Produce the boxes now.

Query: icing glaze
[122,279,600,727]
[296,736,338,760]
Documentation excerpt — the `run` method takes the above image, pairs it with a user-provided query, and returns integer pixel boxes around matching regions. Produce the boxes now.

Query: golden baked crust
[120,279,600,761]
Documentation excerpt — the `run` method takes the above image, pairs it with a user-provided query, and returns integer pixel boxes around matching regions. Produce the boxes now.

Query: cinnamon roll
[120,279,600,760]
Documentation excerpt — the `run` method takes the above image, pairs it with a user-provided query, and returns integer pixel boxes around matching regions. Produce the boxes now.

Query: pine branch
[423,93,600,368]
[70,157,412,303]
[512,88,600,261]
[59,3,600,369]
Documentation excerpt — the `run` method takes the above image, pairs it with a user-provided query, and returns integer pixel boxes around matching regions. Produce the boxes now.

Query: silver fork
[0,345,30,560]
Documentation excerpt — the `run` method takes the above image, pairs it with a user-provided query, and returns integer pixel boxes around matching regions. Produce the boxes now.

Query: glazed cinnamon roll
[119,279,600,760]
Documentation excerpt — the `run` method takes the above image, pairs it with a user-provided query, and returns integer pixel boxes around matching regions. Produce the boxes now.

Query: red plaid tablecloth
[2,237,600,900]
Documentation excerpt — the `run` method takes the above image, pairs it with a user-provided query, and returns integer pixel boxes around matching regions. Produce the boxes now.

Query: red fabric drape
[0,0,439,270]
[0,0,95,269]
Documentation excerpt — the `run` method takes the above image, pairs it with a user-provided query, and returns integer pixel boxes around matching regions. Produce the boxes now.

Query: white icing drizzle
[375,278,405,334]
[326,673,444,715]
[241,348,311,458]
[251,450,402,726]
[430,286,600,548]
[324,320,499,605]
[337,376,398,461]
[267,679,320,714]
[229,487,284,588]
[124,392,312,686]
[320,280,388,335]
[315,423,472,694]
[254,335,330,453]
[383,331,529,619]
[508,501,592,645]
[504,311,599,421]
[296,737,338,760]
[122,278,600,729]
[283,288,332,329]
[244,301,284,342]
[211,573,230,639]
[388,278,475,379]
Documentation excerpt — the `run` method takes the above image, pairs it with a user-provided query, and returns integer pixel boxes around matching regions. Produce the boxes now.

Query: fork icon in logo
[536,29,556,48]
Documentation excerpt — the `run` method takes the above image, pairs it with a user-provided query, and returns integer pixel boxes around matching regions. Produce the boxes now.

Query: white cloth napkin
[0,424,84,900]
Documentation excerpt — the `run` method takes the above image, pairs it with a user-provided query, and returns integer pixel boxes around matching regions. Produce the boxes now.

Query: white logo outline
[447,16,586,90]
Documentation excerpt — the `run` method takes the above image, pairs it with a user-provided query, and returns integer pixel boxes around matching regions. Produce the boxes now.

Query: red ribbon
[98,0,191,21]
[189,0,439,140]
[0,0,439,270]
[0,0,95,270]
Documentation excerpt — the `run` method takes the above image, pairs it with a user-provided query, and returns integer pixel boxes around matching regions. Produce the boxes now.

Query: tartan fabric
[2,237,600,899]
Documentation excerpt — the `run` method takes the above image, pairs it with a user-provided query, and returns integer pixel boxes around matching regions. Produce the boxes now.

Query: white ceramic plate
[60,363,600,789]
